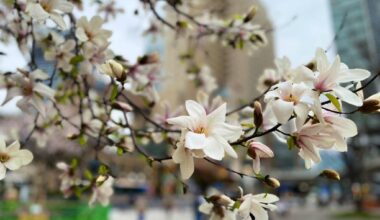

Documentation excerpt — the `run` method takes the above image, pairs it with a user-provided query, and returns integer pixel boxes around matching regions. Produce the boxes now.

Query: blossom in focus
[264,81,312,128]
[247,140,274,173]
[238,193,279,220]
[299,48,370,106]
[75,16,111,46]
[89,176,114,207]
[2,70,55,117]
[26,0,74,29]
[167,100,243,160]
[294,124,339,169]
[0,140,33,180]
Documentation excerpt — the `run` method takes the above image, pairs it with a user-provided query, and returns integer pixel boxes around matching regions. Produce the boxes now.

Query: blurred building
[160,0,275,106]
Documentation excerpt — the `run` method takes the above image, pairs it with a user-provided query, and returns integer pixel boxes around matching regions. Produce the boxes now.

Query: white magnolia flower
[238,193,279,220]
[172,130,204,179]
[299,48,370,106]
[75,16,111,46]
[247,141,274,174]
[26,0,74,29]
[264,81,312,128]
[167,100,243,160]
[56,162,79,198]
[323,112,357,152]
[2,70,55,117]
[98,59,125,80]
[89,176,114,207]
[44,39,75,72]
[257,69,280,93]
[199,195,236,220]
[0,140,33,180]
[294,123,338,169]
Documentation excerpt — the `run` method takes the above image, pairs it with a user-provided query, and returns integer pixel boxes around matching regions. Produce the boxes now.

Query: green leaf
[287,136,295,150]
[84,169,93,180]
[70,55,84,65]
[110,84,119,102]
[78,134,88,146]
[98,165,109,175]
[70,158,78,169]
[232,201,241,210]
[325,93,342,112]
[117,147,124,156]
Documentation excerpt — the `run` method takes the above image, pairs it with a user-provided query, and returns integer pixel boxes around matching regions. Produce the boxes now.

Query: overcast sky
[0,0,336,114]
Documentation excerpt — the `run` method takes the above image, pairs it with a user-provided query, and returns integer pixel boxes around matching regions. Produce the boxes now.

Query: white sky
[0,0,336,115]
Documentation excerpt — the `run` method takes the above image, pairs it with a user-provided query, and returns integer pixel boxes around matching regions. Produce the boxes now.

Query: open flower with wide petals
[294,123,337,169]
[199,194,236,220]
[89,176,114,207]
[247,140,274,173]
[238,192,279,220]
[264,81,313,128]
[2,70,55,117]
[299,48,370,106]
[0,139,33,180]
[167,100,243,160]
[26,0,74,29]
[75,16,111,46]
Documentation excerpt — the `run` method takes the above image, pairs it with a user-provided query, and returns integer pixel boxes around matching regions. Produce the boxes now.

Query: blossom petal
[212,123,242,141]
[325,116,357,137]
[252,193,279,204]
[294,104,309,130]
[0,163,6,180]
[337,69,370,83]
[166,116,194,129]
[333,86,362,106]
[49,12,66,29]
[185,100,206,118]
[199,202,213,214]
[185,132,206,150]
[34,83,55,100]
[26,3,49,20]
[206,103,226,128]
[253,155,261,173]
[271,99,294,124]
[250,200,269,220]
[203,137,224,160]
[5,149,33,170]
[75,28,88,42]
[0,138,6,152]
[214,135,237,158]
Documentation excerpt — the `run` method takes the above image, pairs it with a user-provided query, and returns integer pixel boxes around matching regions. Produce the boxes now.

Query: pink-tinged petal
[337,69,370,83]
[185,100,206,118]
[166,116,194,129]
[325,116,357,137]
[203,137,224,160]
[271,99,294,124]
[298,139,320,164]
[299,150,314,169]
[206,103,226,128]
[214,135,237,158]
[0,163,6,180]
[324,55,341,86]
[333,86,362,106]
[185,132,206,150]
[294,104,309,130]
[252,193,279,204]
[212,123,242,141]
[253,154,261,173]
[249,142,274,158]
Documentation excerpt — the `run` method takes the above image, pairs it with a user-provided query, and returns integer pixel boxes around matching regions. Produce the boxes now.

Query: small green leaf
[78,134,88,146]
[232,201,241,210]
[98,165,109,175]
[117,147,124,156]
[84,169,93,180]
[325,93,342,112]
[110,84,119,101]
[70,55,84,65]
[70,158,78,169]
[287,136,295,150]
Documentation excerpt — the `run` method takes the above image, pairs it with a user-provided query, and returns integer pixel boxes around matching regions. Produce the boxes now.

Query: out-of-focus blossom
[75,16,111,46]
[199,194,236,220]
[89,176,114,207]
[238,192,279,220]
[0,140,33,180]
[26,0,74,29]
[44,39,75,72]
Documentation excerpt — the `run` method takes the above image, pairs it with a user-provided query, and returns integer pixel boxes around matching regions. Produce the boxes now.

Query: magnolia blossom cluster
[199,189,278,220]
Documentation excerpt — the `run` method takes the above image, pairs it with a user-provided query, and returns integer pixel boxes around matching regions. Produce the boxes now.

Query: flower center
[0,152,10,163]
[283,94,299,104]
[22,84,34,96]
[194,127,208,135]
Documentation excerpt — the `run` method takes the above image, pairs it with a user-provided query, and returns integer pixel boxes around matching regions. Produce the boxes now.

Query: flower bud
[358,93,380,113]
[253,101,263,128]
[243,6,258,23]
[111,101,133,112]
[264,176,281,189]
[208,194,234,207]
[138,53,159,65]
[99,59,126,81]
[320,169,340,181]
